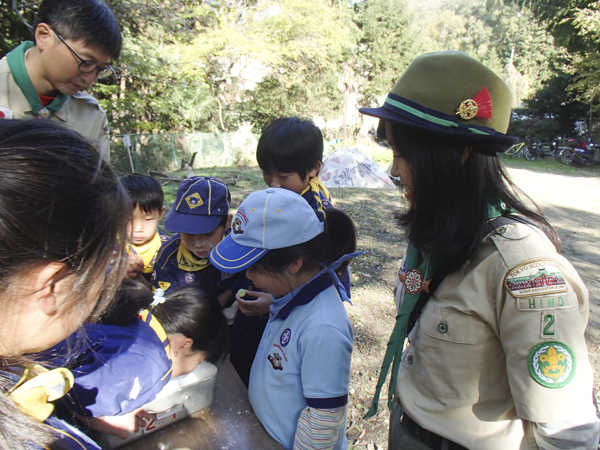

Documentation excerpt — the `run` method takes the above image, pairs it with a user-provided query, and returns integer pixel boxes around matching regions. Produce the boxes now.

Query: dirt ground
[327,167,600,450]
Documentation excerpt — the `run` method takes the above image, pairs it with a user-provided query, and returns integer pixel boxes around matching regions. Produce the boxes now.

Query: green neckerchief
[364,243,438,419]
[6,41,68,117]
[364,200,513,419]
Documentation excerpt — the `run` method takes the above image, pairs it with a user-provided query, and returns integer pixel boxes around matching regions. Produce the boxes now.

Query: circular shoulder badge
[280,329,291,347]
[528,341,576,388]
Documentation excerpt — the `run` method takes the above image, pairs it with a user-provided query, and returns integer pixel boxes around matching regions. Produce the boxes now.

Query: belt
[401,413,468,450]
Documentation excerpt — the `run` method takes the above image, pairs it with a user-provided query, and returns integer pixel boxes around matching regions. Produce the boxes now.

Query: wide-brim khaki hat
[359,51,518,155]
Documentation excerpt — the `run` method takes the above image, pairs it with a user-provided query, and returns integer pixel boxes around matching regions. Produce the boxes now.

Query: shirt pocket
[420,304,485,344]
[404,304,503,401]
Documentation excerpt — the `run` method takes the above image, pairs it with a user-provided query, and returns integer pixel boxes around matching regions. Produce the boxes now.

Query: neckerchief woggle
[5,41,68,117]
[319,250,363,304]
[363,200,514,419]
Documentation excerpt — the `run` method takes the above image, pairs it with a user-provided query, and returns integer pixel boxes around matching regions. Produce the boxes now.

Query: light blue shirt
[248,272,353,450]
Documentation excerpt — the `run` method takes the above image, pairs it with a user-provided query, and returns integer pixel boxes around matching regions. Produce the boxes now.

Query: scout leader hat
[164,176,231,234]
[209,188,324,273]
[359,51,519,155]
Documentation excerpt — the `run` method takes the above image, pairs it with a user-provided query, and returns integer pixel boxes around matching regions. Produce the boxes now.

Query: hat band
[384,93,496,136]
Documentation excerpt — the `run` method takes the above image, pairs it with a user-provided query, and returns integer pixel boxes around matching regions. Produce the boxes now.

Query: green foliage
[0,1,36,57]
[354,0,414,104]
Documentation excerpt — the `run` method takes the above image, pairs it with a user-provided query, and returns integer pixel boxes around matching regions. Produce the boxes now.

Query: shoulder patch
[528,341,575,388]
[158,281,171,291]
[505,259,568,298]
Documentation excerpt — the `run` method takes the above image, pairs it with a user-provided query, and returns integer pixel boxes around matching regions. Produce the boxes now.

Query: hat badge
[185,193,203,209]
[455,87,493,121]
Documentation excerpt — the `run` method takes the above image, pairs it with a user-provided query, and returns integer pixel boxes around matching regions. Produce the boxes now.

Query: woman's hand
[236,290,271,317]
[76,408,152,440]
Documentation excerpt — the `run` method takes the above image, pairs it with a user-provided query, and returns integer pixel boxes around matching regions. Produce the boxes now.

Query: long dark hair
[250,209,357,277]
[0,120,130,449]
[389,124,559,272]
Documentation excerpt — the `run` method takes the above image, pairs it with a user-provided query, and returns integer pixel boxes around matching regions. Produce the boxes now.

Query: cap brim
[359,106,518,155]
[164,207,222,235]
[209,234,268,273]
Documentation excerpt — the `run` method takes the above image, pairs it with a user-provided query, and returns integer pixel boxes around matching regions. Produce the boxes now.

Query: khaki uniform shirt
[394,222,597,449]
[0,57,110,161]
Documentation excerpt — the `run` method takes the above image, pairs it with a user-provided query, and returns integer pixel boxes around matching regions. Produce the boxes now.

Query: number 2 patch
[540,311,556,338]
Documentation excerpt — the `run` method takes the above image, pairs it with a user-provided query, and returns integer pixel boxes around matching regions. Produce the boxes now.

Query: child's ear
[172,337,194,357]
[225,214,233,230]
[287,258,303,275]
[30,262,70,315]
[159,206,166,220]
[307,161,322,178]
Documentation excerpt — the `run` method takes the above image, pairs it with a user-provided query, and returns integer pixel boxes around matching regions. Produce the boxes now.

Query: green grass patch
[500,155,600,177]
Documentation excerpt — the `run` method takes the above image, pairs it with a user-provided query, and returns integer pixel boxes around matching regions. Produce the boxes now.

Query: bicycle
[502,142,526,159]
[523,141,563,161]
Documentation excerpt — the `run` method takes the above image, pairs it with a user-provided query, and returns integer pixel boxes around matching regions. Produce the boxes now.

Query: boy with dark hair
[121,174,167,283]
[0,0,122,161]
[152,176,243,308]
[256,116,333,211]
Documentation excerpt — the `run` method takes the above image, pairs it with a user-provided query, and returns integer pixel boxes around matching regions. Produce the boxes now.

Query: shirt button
[407,355,413,365]
[438,323,448,333]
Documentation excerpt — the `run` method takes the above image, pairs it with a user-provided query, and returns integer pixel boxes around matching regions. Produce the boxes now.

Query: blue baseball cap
[209,188,324,273]
[164,176,231,234]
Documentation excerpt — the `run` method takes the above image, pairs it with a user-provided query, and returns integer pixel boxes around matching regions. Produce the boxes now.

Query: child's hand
[76,408,152,440]
[125,253,144,279]
[236,290,271,317]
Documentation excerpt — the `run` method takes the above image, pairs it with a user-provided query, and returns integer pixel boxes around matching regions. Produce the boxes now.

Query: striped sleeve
[532,419,600,450]
[293,406,346,450]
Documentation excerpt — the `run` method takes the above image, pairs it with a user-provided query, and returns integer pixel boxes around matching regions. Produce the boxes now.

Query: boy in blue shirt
[152,176,239,307]
[121,174,168,284]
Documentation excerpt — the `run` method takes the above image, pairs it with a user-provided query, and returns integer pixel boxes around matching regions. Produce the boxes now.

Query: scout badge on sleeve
[528,341,575,388]
[505,260,568,298]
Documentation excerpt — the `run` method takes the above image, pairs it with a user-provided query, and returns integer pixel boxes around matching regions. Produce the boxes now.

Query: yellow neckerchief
[300,176,333,211]
[8,364,74,423]
[131,232,163,274]
[138,309,173,381]
[177,241,210,272]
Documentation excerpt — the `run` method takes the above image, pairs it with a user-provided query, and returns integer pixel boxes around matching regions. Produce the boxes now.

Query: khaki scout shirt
[0,57,110,161]
[394,222,597,449]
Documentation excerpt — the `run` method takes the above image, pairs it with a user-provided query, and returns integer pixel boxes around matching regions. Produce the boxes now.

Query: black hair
[120,174,164,215]
[34,0,122,60]
[0,119,130,449]
[256,117,324,179]
[250,209,357,278]
[386,123,560,273]
[153,286,229,365]
[102,282,229,365]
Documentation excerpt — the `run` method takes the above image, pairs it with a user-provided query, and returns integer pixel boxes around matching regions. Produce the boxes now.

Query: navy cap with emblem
[164,176,231,234]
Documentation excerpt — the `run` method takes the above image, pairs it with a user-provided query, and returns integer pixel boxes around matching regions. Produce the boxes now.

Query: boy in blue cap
[152,176,238,307]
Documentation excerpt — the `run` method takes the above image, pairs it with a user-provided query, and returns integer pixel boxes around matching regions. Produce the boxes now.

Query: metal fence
[110,132,259,174]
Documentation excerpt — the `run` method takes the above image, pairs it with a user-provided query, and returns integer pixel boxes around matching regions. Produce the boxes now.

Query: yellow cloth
[9,365,74,423]
[177,242,210,272]
[300,176,333,211]
[131,232,163,274]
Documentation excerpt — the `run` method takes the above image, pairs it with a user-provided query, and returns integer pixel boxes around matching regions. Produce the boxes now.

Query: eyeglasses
[51,27,115,80]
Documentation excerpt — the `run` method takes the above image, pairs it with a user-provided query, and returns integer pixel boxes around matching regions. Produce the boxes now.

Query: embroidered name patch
[505,260,567,298]
[528,341,575,388]
[516,294,572,311]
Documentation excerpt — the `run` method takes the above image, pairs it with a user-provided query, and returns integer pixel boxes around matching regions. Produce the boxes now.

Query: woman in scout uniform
[360,51,599,449]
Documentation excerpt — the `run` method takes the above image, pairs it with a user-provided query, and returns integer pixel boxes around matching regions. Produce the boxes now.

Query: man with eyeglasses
[0,0,122,161]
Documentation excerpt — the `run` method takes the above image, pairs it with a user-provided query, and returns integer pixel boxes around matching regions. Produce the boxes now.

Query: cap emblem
[232,210,249,235]
[455,87,493,121]
[185,193,203,209]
